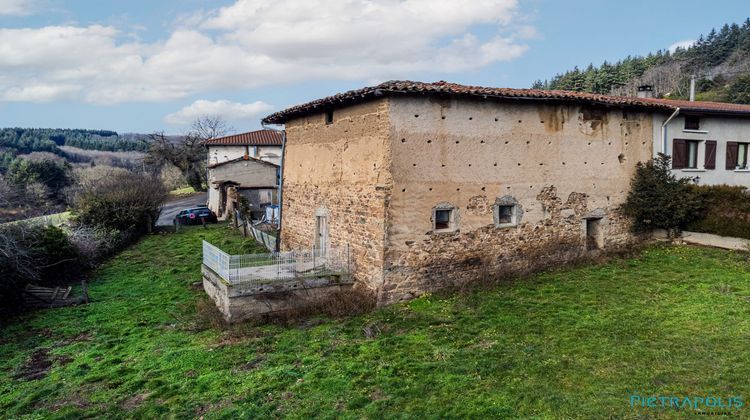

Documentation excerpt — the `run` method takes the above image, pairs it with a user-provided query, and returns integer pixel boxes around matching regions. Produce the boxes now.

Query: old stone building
[261,80,740,304]
[205,130,281,221]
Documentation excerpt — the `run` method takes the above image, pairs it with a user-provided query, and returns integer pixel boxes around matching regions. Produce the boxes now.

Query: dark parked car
[174,207,218,225]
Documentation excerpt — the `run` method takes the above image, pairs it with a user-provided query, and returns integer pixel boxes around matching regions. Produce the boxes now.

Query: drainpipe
[661,108,680,155]
[262,122,286,252]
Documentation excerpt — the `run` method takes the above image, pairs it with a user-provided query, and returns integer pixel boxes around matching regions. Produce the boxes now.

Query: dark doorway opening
[586,218,603,250]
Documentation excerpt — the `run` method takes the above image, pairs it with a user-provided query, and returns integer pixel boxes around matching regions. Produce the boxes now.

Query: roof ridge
[262,80,750,124]
[203,129,283,146]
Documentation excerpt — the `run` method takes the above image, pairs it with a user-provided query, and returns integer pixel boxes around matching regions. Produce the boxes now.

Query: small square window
[684,116,700,130]
[325,111,334,125]
[493,196,521,228]
[497,205,514,224]
[434,209,452,230]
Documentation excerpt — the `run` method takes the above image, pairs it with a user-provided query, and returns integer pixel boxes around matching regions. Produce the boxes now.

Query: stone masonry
[280,99,393,292]
[278,91,653,306]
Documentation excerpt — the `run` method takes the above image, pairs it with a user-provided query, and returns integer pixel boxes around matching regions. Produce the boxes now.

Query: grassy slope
[168,186,198,197]
[1,226,748,418]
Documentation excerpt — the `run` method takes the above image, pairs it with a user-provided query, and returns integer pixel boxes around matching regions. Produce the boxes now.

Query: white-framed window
[738,143,748,169]
[686,140,700,169]
[432,203,458,233]
[493,196,522,228]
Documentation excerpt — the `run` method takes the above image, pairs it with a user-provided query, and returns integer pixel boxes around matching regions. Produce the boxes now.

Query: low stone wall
[202,265,353,323]
[654,229,750,251]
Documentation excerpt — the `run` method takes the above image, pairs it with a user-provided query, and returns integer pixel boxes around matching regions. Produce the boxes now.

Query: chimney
[243,145,250,160]
[636,85,654,99]
[689,75,696,102]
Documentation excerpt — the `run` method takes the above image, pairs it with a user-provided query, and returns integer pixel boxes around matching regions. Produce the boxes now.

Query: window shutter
[704,140,717,169]
[672,139,686,169]
[726,142,739,170]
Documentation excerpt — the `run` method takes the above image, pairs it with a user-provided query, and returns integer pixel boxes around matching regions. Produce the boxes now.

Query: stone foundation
[379,187,641,304]
[202,265,353,323]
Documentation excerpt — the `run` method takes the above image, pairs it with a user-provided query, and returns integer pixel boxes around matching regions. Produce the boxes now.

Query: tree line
[534,19,750,103]
[0,128,150,171]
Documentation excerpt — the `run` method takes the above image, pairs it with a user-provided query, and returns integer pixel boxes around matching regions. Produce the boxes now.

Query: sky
[0,0,747,134]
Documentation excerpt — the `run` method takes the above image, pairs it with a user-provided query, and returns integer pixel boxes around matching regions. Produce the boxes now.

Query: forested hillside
[0,128,148,153]
[534,19,750,104]
[0,128,149,172]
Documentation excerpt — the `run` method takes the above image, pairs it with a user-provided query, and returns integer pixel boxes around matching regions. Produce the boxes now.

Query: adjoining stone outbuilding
[207,156,279,221]
[204,130,282,221]
[261,80,749,305]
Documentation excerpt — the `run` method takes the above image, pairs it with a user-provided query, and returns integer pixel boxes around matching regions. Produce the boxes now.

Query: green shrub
[0,226,35,317]
[71,170,167,232]
[727,74,750,104]
[5,157,72,199]
[67,225,122,266]
[622,154,703,234]
[0,224,81,317]
[34,225,81,286]
[687,184,750,239]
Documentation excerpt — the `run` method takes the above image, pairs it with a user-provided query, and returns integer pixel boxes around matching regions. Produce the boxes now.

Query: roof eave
[261,90,677,124]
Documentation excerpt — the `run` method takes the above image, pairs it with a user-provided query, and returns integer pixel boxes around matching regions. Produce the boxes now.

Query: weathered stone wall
[202,265,353,323]
[209,159,278,188]
[280,99,393,291]
[380,97,653,303]
[207,158,278,219]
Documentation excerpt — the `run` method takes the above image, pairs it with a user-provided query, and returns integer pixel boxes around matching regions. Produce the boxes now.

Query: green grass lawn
[2,211,71,227]
[1,226,749,418]
[169,186,199,196]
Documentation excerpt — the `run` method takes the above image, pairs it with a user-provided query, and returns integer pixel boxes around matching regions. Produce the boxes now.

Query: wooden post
[81,280,89,304]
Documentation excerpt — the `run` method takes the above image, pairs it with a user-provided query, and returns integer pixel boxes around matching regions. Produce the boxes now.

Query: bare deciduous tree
[190,114,233,142]
[145,115,233,192]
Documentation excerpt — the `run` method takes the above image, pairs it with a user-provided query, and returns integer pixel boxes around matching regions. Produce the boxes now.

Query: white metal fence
[202,241,351,285]
[248,225,277,252]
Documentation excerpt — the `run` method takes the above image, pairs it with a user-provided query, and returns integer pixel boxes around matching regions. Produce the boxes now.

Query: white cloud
[164,99,274,125]
[0,0,36,16]
[668,39,695,53]
[0,0,530,104]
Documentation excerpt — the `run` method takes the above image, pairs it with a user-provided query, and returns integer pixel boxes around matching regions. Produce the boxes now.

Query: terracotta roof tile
[262,80,750,124]
[636,96,750,114]
[203,129,283,146]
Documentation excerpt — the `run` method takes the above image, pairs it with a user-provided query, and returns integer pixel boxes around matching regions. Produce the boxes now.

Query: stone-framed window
[432,203,458,233]
[493,196,522,228]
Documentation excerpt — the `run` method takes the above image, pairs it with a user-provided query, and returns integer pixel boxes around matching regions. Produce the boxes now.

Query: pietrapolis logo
[629,394,744,412]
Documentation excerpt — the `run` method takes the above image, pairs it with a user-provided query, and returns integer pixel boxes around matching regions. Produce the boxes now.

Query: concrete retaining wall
[202,264,353,323]
[653,229,750,251]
